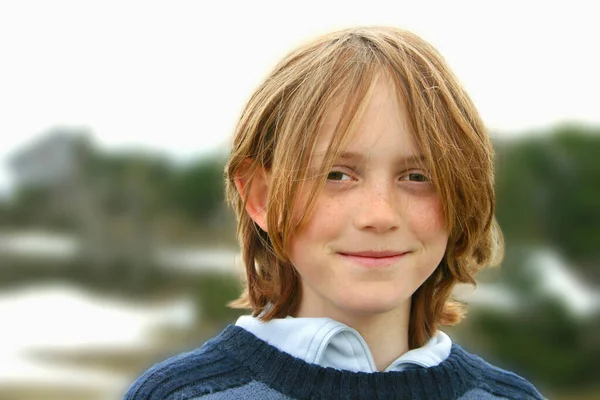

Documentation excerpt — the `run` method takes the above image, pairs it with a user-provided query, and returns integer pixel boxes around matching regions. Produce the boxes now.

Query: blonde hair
[225,26,503,348]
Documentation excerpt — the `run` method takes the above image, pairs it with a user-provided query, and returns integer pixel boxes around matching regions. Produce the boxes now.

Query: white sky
[1,0,599,193]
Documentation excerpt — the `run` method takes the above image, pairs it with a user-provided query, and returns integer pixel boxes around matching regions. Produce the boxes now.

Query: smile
[337,251,408,268]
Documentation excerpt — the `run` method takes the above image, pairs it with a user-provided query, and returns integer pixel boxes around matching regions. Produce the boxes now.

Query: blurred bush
[195,273,245,326]
[460,124,600,397]
[495,124,600,282]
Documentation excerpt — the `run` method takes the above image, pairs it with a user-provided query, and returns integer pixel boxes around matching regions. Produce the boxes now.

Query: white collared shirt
[235,315,451,373]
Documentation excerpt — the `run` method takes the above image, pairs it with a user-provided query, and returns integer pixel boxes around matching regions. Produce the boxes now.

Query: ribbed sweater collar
[214,325,488,399]
[235,315,451,372]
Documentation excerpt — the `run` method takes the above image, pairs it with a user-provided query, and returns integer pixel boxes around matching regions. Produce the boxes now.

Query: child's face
[289,77,448,320]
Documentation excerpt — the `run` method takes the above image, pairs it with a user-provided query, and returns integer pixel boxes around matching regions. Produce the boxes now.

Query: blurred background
[1,1,598,399]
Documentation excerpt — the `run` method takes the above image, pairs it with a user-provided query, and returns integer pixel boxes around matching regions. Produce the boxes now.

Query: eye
[327,170,352,181]
[400,172,431,182]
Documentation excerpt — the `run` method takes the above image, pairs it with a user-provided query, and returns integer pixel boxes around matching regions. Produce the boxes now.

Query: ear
[234,163,270,232]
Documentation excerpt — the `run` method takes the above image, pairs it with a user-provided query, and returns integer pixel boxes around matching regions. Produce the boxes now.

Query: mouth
[337,251,409,267]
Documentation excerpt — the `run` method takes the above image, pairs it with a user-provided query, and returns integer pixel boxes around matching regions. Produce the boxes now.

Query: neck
[354,315,410,371]
[295,301,411,371]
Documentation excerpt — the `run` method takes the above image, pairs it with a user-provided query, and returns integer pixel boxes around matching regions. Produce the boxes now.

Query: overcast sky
[1,0,598,193]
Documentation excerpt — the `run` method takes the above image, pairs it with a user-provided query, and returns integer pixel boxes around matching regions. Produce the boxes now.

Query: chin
[335,290,411,317]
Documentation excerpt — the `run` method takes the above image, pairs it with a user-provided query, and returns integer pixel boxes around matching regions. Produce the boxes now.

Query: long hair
[225,26,503,348]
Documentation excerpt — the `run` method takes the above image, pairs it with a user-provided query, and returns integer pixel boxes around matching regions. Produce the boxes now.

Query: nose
[353,182,401,233]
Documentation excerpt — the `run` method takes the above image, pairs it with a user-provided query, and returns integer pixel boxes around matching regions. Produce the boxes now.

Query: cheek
[406,195,448,239]
[288,194,348,269]
[289,182,317,225]
[291,182,344,230]
[406,196,448,281]
[296,197,343,241]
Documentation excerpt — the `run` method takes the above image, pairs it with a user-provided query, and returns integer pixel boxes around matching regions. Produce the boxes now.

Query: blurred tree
[544,128,600,273]
[495,124,600,282]
[470,303,598,392]
[7,186,53,227]
[171,156,227,222]
[5,131,233,244]
[467,125,600,396]
[195,273,244,326]
[80,150,176,284]
[467,250,600,394]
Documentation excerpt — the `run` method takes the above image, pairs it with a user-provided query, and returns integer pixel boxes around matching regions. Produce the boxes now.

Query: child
[124,26,543,399]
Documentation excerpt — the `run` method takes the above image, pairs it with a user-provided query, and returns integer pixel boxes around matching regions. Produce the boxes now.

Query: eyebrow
[314,150,426,166]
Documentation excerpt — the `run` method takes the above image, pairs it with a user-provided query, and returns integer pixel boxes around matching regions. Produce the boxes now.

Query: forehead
[313,76,419,160]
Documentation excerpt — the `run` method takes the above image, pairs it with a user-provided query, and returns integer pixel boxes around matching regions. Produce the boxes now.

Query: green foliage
[543,129,600,264]
[6,138,231,238]
[8,186,51,225]
[495,125,600,281]
[468,125,600,394]
[171,156,227,222]
[194,273,244,324]
[465,245,600,393]
[92,152,175,216]
[471,300,599,391]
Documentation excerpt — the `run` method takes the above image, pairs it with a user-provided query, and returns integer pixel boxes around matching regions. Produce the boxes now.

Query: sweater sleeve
[122,338,250,400]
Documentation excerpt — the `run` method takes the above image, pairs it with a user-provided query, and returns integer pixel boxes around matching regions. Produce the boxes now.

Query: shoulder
[450,344,545,400]
[122,326,252,400]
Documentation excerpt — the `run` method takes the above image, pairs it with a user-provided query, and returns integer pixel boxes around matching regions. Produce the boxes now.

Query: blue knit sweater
[124,325,543,399]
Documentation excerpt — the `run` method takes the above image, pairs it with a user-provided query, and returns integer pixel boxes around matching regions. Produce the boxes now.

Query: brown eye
[401,172,430,182]
[327,171,351,181]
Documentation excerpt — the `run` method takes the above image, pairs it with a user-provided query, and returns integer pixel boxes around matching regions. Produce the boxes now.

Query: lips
[339,250,406,258]
[337,250,408,267]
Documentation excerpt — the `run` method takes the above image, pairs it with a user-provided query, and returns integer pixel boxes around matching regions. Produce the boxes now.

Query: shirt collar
[235,315,451,373]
